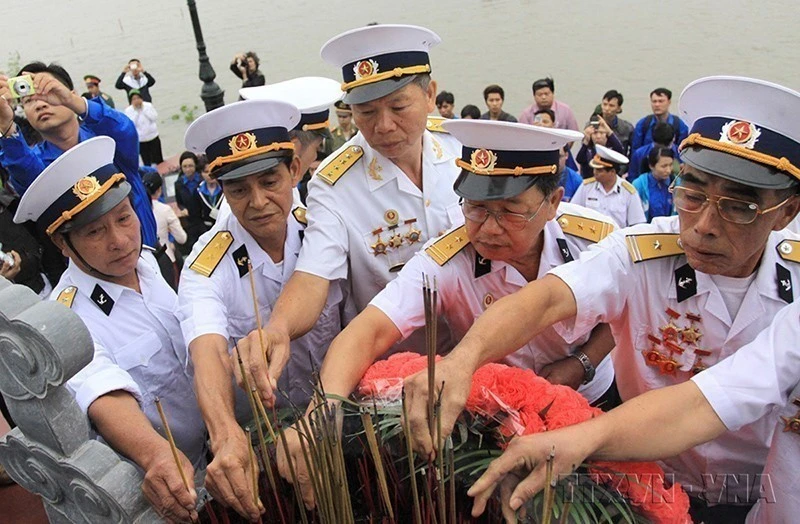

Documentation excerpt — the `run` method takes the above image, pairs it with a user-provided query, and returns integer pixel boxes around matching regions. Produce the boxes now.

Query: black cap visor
[681,146,798,190]
[453,170,543,201]
[342,75,417,105]
[57,181,132,234]
[215,150,293,182]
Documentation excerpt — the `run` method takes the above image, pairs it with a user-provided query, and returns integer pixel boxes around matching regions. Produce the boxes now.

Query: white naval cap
[14,136,131,236]
[239,76,342,132]
[441,119,584,200]
[678,76,800,189]
[589,144,629,169]
[320,24,441,105]
[184,99,301,181]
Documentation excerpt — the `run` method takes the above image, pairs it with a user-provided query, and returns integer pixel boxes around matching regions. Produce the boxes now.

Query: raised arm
[89,391,199,523]
[405,273,578,457]
[468,380,725,519]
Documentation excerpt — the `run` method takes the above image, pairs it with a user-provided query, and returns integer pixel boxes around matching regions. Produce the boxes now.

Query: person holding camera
[0,62,158,248]
[123,89,163,166]
[115,59,156,103]
[575,114,625,178]
[230,52,265,98]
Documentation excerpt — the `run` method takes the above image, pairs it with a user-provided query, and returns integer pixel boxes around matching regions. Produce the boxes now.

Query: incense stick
[402,389,423,524]
[542,446,556,524]
[154,397,190,491]
[360,411,394,521]
[247,262,270,368]
[246,428,259,507]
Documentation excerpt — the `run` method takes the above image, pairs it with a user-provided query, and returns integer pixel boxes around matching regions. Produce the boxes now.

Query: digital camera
[7,75,35,99]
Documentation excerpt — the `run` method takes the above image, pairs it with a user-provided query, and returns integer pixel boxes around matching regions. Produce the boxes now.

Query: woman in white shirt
[124,89,163,166]
[142,172,186,270]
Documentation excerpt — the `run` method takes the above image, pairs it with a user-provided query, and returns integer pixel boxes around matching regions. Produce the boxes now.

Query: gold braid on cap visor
[207,142,295,175]
[301,121,329,131]
[341,65,432,91]
[681,133,800,181]
[455,158,557,176]
[46,173,127,236]
[589,155,614,169]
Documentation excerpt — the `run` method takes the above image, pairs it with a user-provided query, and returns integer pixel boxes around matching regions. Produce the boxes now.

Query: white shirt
[297,130,463,313]
[571,176,646,227]
[152,200,186,262]
[124,102,159,142]
[55,252,206,468]
[371,202,616,403]
[549,215,800,504]
[692,300,800,524]
[178,208,348,415]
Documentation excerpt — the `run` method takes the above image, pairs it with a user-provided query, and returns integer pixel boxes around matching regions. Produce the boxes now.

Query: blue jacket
[559,167,583,202]
[632,172,674,221]
[627,143,681,182]
[631,113,689,152]
[0,99,157,247]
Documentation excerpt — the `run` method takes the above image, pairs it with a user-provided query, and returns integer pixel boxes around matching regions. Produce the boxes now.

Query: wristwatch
[570,351,596,384]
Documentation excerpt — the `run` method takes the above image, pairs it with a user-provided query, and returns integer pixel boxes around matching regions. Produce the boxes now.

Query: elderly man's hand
[232,328,290,408]
[468,430,593,521]
[403,356,474,459]
[140,443,198,523]
[205,428,264,521]
[276,424,318,509]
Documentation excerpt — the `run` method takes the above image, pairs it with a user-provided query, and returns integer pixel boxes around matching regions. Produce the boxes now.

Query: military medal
[779,398,800,435]
[370,227,387,256]
[387,226,403,248]
[691,349,712,375]
[404,218,421,245]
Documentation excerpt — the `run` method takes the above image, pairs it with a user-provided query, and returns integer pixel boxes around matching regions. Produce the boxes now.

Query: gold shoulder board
[582,177,596,185]
[316,145,364,186]
[426,116,449,134]
[557,214,615,243]
[621,179,637,194]
[292,206,307,225]
[425,226,469,266]
[777,240,800,263]
[56,286,77,308]
[189,231,234,277]
[626,233,684,263]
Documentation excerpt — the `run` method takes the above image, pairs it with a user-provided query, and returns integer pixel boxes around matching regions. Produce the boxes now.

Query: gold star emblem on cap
[470,148,498,173]
[354,59,379,79]
[72,176,101,201]
[229,132,258,154]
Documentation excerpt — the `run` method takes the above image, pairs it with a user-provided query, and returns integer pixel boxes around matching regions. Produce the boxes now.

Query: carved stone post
[0,277,160,523]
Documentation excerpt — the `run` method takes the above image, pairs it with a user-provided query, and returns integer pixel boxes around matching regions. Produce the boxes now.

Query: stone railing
[0,276,160,523]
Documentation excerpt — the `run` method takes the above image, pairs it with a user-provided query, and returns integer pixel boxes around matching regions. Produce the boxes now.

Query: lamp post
[187,0,224,111]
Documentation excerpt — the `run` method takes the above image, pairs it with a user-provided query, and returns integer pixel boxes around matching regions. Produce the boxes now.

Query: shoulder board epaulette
[316,145,363,186]
[189,231,234,277]
[557,214,614,243]
[582,177,596,185]
[621,179,636,194]
[625,233,684,263]
[777,240,800,263]
[56,286,77,308]
[425,226,469,266]
[292,207,307,225]
[426,116,449,134]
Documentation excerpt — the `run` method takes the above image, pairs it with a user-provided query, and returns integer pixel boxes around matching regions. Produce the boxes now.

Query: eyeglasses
[461,198,547,231]
[669,181,794,225]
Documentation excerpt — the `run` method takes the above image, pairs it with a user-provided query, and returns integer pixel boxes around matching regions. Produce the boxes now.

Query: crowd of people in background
[435,79,689,226]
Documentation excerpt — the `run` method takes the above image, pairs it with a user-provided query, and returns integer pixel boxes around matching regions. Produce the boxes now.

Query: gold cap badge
[470,148,497,173]
[354,59,379,80]
[229,132,258,154]
[72,176,101,201]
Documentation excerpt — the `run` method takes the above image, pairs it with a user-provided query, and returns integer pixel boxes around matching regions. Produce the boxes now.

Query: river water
[2,0,799,156]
